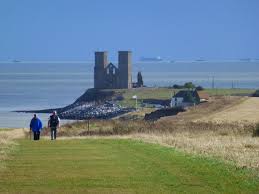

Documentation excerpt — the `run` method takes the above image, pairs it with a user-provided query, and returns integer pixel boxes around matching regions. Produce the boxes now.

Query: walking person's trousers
[33,132,40,140]
[51,128,57,140]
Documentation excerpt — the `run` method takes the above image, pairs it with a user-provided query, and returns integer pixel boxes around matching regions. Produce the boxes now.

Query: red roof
[197,91,209,100]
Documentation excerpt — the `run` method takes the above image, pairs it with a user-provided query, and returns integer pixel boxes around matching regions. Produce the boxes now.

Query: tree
[184,82,195,89]
[137,72,143,87]
[172,84,184,89]
[196,86,204,91]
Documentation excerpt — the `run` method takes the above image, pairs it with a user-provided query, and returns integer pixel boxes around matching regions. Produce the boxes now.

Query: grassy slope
[205,88,255,96]
[111,88,255,107]
[0,139,258,194]
[114,88,174,107]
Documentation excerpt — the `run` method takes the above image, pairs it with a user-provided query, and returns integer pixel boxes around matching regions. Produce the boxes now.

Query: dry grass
[0,128,25,170]
[161,96,245,122]
[46,119,259,170]
[57,119,256,136]
[142,120,259,170]
[130,132,259,170]
[199,97,259,123]
[37,96,259,170]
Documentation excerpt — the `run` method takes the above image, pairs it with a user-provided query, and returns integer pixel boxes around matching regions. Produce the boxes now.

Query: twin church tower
[94,51,132,89]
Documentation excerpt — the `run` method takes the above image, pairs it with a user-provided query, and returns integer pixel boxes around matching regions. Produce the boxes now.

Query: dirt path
[199,97,259,123]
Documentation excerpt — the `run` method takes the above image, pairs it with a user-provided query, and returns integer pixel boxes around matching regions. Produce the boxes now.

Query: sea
[0,60,259,128]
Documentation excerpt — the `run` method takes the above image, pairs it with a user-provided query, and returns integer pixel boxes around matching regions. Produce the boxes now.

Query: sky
[0,0,259,61]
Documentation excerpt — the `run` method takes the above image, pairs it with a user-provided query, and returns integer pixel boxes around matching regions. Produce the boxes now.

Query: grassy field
[112,87,174,107]
[46,94,259,170]
[204,88,255,96]
[0,139,258,194]
[199,97,259,123]
[109,87,255,107]
[54,117,259,169]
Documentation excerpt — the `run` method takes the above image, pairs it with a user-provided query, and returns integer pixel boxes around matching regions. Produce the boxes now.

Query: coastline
[14,88,135,120]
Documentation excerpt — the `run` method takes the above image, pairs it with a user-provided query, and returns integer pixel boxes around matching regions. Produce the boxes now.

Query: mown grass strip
[0,139,258,194]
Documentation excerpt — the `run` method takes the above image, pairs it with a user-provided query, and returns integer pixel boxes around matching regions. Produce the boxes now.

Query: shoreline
[14,88,135,120]
[13,87,256,120]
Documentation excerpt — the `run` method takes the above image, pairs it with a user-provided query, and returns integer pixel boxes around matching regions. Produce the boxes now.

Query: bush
[253,90,259,97]
[253,123,259,137]
[196,86,204,91]
[115,95,124,101]
[172,83,197,89]
[172,84,184,89]
[184,82,195,89]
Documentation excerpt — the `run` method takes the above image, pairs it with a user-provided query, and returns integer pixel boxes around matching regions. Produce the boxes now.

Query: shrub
[184,82,196,89]
[252,123,259,137]
[172,84,184,89]
[115,95,124,101]
[252,90,259,97]
[196,86,204,91]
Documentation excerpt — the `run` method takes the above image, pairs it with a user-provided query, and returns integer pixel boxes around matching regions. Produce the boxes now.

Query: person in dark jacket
[48,111,60,140]
[30,114,43,140]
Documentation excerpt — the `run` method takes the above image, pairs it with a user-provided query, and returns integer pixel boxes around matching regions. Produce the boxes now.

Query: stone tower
[94,51,108,89]
[118,51,132,89]
[94,51,132,89]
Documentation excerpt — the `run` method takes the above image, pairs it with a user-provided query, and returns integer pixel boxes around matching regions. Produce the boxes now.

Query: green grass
[111,87,174,107]
[0,139,258,193]
[204,88,255,96]
[107,87,255,107]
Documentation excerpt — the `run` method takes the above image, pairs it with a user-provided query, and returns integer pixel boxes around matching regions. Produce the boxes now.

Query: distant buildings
[94,51,132,89]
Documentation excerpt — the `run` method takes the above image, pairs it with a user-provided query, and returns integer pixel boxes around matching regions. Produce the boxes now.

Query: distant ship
[12,59,21,63]
[140,56,163,62]
[195,59,206,62]
[239,58,251,62]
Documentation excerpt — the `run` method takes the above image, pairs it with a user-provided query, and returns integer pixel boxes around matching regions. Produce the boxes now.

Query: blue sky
[0,0,259,61]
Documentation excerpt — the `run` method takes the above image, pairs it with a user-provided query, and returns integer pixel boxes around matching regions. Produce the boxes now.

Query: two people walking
[29,111,60,141]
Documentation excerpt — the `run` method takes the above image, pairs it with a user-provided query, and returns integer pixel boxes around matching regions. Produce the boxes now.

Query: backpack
[49,115,59,128]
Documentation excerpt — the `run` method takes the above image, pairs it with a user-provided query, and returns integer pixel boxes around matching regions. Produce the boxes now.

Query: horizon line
[0,59,259,64]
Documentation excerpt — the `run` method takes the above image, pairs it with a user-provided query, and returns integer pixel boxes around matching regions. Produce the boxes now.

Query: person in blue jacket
[30,114,43,140]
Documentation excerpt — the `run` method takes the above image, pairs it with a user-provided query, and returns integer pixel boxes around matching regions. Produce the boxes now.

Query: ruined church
[94,51,132,89]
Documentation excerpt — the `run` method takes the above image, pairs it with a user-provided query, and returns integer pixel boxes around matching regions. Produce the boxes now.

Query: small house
[171,90,209,108]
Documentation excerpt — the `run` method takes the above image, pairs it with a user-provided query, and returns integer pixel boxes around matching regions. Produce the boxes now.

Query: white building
[170,90,209,108]
[171,97,184,107]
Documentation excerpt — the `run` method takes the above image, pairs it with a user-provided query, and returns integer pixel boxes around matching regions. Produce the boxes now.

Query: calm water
[0,61,259,128]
